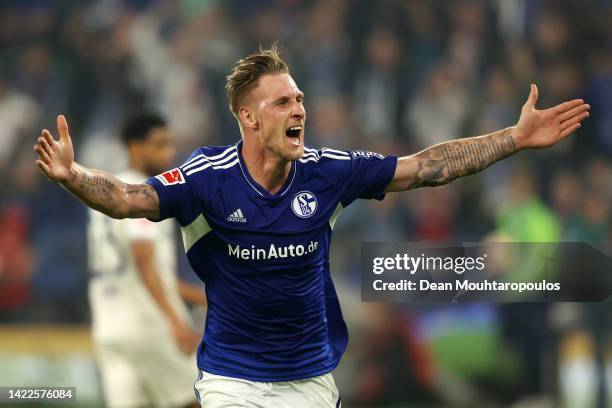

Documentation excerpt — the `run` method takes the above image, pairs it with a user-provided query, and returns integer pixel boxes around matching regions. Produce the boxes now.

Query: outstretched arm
[385,84,590,192]
[34,115,160,219]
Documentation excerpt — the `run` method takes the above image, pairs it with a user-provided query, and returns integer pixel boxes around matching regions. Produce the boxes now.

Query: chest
[202,177,340,235]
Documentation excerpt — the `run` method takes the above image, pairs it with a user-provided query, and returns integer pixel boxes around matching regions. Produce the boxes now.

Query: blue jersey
[146,140,397,382]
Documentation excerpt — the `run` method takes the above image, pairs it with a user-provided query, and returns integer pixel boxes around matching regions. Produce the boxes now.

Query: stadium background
[0,0,610,406]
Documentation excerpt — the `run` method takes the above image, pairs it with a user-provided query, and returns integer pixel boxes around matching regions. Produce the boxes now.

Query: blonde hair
[226,44,289,118]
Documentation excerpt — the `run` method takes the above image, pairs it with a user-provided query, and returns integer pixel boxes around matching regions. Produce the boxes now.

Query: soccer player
[34,47,589,407]
[86,112,205,408]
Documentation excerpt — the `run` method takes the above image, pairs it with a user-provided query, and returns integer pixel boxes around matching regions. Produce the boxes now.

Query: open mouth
[285,125,302,139]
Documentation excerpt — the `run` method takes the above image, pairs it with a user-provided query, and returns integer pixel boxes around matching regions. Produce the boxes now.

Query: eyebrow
[274,92,304,104]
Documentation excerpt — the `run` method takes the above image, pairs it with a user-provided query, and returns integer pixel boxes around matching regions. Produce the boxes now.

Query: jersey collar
[236,140,297,199]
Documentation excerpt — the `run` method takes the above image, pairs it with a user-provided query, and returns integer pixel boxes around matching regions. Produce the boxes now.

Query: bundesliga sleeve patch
[156,168,185,186]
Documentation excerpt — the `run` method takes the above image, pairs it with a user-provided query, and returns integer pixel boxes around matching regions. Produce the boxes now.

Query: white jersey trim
[329,203,344,230]
[236,142,297,197]
[321,152,351,161]
[299,148,351,162]
[299,156,319,164]
[181,145,236,169]
[184,152,239,176]
[321,148,349,156]
[212,157,239,170]
[237,159,265,197]
[183,150,237,172]
[279,162,297,196]
[181,214,212,252]
[304,147,320,156]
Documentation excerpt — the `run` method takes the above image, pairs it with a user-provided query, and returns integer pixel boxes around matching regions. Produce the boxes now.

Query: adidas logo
[227,208,247,223]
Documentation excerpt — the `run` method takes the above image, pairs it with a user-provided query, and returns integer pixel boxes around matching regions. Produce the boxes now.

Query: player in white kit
[87,113,205,408]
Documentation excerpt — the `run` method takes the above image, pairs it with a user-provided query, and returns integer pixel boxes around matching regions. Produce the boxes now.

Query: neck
[242,138,291,195]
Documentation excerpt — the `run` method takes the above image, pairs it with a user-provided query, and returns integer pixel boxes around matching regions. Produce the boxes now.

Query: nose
[292,101,305,121]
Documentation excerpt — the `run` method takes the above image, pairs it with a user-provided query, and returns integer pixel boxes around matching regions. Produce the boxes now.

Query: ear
[239,106,258,131]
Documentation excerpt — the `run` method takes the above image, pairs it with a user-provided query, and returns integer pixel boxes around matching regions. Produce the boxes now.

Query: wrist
[510,126,528,151]
[59,163,78,186]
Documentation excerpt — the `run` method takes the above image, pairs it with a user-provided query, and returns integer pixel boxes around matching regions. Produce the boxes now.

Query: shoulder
[299,146,352,166]
[300,146,387,164]
[298,146,394,184]
[299,146,388,170]
[297,147,354,188]
[148,144,239,191]
[178,144,240,179]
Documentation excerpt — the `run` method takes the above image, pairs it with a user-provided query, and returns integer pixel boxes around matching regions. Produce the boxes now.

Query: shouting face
[240,73,306,161]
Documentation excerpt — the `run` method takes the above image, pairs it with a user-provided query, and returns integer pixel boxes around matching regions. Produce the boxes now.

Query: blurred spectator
[477,66,516,134]
[354,27,404,142]
[0,75,42,174]
[409,187,458,242]
[349,303,436,406]
[550,169,581,223]
[0,204,34,320]
[404,61,471,149]
[565,192,610,243]
[297,0,348,99]
[496,164,562,242]
[584,51,612,156]
[13,43,67,125]
[308,94,353,149]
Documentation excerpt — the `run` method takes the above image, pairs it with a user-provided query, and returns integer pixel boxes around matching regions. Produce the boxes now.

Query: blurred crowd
[0,0,610,406]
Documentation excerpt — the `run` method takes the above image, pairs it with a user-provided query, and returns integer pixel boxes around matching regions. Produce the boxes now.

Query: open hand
[34,115,74,183]
[513,84,590,150]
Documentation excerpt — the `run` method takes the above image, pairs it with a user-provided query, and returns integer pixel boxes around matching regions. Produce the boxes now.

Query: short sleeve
[337,150,397,207]
[145,166,199,225]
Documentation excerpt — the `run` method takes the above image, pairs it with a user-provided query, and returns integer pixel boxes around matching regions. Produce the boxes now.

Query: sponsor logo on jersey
[228,241,319,260]
[351,150,384,159]
[156,168,185,186]
[227,208,247,223]
[291,191,317,218]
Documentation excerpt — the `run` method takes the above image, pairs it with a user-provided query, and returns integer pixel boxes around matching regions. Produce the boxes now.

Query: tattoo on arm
[126,184,156,203]
[78,173,115,201]
[414,127,516,188]
[62,164,158,219]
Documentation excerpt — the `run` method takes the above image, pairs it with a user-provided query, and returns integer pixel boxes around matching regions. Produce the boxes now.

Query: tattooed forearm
[60,163,159,219]
[388,127,517,192]
[417,127,516,187]
[442,132,515,177]
[126,184,156,203]
[78,173,115,200]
